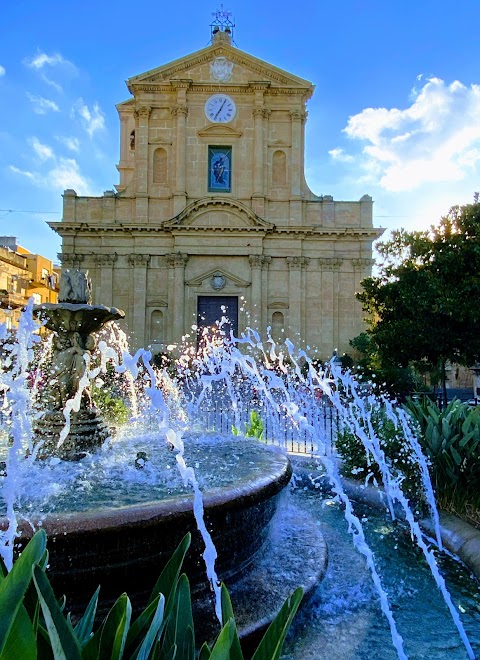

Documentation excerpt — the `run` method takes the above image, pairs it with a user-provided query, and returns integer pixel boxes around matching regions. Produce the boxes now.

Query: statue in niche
[59,269,92,304]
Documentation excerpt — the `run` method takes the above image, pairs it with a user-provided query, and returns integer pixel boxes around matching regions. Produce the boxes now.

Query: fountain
[0,270,326,645]
[33,269,125,460]
[0,272,478,658]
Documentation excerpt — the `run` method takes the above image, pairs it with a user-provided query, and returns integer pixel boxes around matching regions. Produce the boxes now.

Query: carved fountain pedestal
[33,269,125,460]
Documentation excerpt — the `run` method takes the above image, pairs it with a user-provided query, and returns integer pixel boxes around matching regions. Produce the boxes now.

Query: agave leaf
[73,586,100,646]
[147,533,191,613]
[126,594,162,652]
[220,584,243,660]
[450,445,462,467]
[1,602,37,660]
[251,587,303,660]
[161,574,194,660]
[98,593,132,660]
[132,594,165,660]
[32,564,82,660]
[0,530,47,657]
[198,642,212,659]
[209,619,235,660]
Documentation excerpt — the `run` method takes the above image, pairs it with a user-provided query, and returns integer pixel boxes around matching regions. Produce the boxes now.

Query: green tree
[357,198,480,406]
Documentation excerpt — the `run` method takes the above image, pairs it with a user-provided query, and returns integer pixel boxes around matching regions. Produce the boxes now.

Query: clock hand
[214,99,226,120]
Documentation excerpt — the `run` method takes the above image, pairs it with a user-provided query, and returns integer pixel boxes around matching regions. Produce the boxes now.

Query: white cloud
[55,135,80,152]
[23,51,75,71]
[10,157,93,196]
[328,148,354,163]
[29,137,55,161]
[334,77,480,191]
[73,99,105,137]
[26,92,60,114]
[0,65,5,77]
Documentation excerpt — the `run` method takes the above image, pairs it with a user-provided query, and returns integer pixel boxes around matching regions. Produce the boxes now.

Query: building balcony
[0,291,29,308]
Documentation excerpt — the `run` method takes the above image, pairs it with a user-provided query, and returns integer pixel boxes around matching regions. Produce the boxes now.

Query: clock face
[205,94,236,123]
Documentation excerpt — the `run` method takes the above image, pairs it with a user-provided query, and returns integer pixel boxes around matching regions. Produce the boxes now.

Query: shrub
[232,410,264,440]
[336,407,423,505]
[0,530,302,659]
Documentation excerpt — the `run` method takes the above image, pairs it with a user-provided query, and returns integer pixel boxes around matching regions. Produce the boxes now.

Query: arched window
[272,150,286,186]
[129,130,135,151]
[153,148,168,184]
[271,311,284,343]
[150,310,164,342]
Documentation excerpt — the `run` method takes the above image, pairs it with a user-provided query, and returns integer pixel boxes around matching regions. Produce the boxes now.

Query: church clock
[205,94,236,123]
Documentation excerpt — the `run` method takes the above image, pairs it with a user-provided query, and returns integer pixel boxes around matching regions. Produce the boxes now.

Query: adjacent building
[0,237,59,330]
[50,25,383,356]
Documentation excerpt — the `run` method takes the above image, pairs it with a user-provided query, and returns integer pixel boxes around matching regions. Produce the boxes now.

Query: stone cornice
[197,124,242,138]
[186,266,250,288]
[129,83,310,96]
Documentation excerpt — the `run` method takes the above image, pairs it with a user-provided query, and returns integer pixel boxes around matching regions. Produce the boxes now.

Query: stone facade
[50,29,383,357]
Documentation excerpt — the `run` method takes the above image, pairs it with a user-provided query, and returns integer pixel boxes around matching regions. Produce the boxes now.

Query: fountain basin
[4,436,293,615]
[33,303,125,334]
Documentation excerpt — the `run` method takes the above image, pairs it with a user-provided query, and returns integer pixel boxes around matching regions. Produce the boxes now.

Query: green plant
[91,383,129,426]
[232,410,264,441]
[405,398,480,495]
[336,407,423,504]
[0,530,302,659]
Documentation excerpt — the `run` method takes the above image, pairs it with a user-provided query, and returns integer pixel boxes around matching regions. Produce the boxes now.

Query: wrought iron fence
[195,400,339,456]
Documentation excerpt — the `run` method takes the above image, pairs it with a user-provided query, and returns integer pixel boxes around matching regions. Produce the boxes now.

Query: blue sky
[2,0,480,262]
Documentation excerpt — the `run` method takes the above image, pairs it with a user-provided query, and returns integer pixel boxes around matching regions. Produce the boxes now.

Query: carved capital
[252,107,264,120]
[352,258,374,269]
[286,256,309,270]
[319,257,342,271]
[128,254,151,267]
[249,255,263,269]
[58,253,84,267]
[262,108,271,120]
[171,105,188,118]
[94,254,117,267]
[135,105,151,119]
[166,253,189,268]
[289,110,307,123]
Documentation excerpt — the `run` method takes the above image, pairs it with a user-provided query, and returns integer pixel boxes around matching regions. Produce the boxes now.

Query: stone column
[118,110,130,168]
[94,254,117,307]
[252,108,265,197]
[166,253,189,344]
[128,254,150,347]
[134,105,151,225]
[319,258,342,353]
[172,104,188,215]
[286,257,309,341]
[289,110,305,199]
[249,255,264,329]
[134,105,151,196]
[261,256,271,335]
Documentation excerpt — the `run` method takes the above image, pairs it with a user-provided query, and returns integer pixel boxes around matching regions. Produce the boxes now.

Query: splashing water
[0,307,477,658]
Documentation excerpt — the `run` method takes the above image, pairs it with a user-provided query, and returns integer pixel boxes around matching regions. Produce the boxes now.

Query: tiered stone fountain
[33,269,125,459]
[2,269,325,644]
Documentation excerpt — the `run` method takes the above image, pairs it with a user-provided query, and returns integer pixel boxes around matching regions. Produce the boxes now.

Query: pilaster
[128,254,151,346]
[319,258,342,352]
[94,254,117,307]
[286,256,309,340]
[166,253,189,343]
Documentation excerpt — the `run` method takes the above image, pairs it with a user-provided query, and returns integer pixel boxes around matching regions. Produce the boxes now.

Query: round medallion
[205,94,236,123]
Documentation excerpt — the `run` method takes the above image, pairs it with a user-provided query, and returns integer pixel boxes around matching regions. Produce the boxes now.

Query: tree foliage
[357,199,480,402]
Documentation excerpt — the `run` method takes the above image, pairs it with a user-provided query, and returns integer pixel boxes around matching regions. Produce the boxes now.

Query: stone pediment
[186,267,250,288]
[162,198,274,231]
[126,42,313,93]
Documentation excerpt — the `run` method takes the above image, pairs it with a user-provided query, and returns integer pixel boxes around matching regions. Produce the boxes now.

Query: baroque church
[51,20,383,357]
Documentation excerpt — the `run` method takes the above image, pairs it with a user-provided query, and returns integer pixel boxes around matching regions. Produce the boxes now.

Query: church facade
[51,27,382,357]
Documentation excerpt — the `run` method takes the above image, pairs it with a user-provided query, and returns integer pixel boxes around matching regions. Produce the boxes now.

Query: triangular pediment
[163,198,274,230]
[186,267,250,288]
[126,41,313,92]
